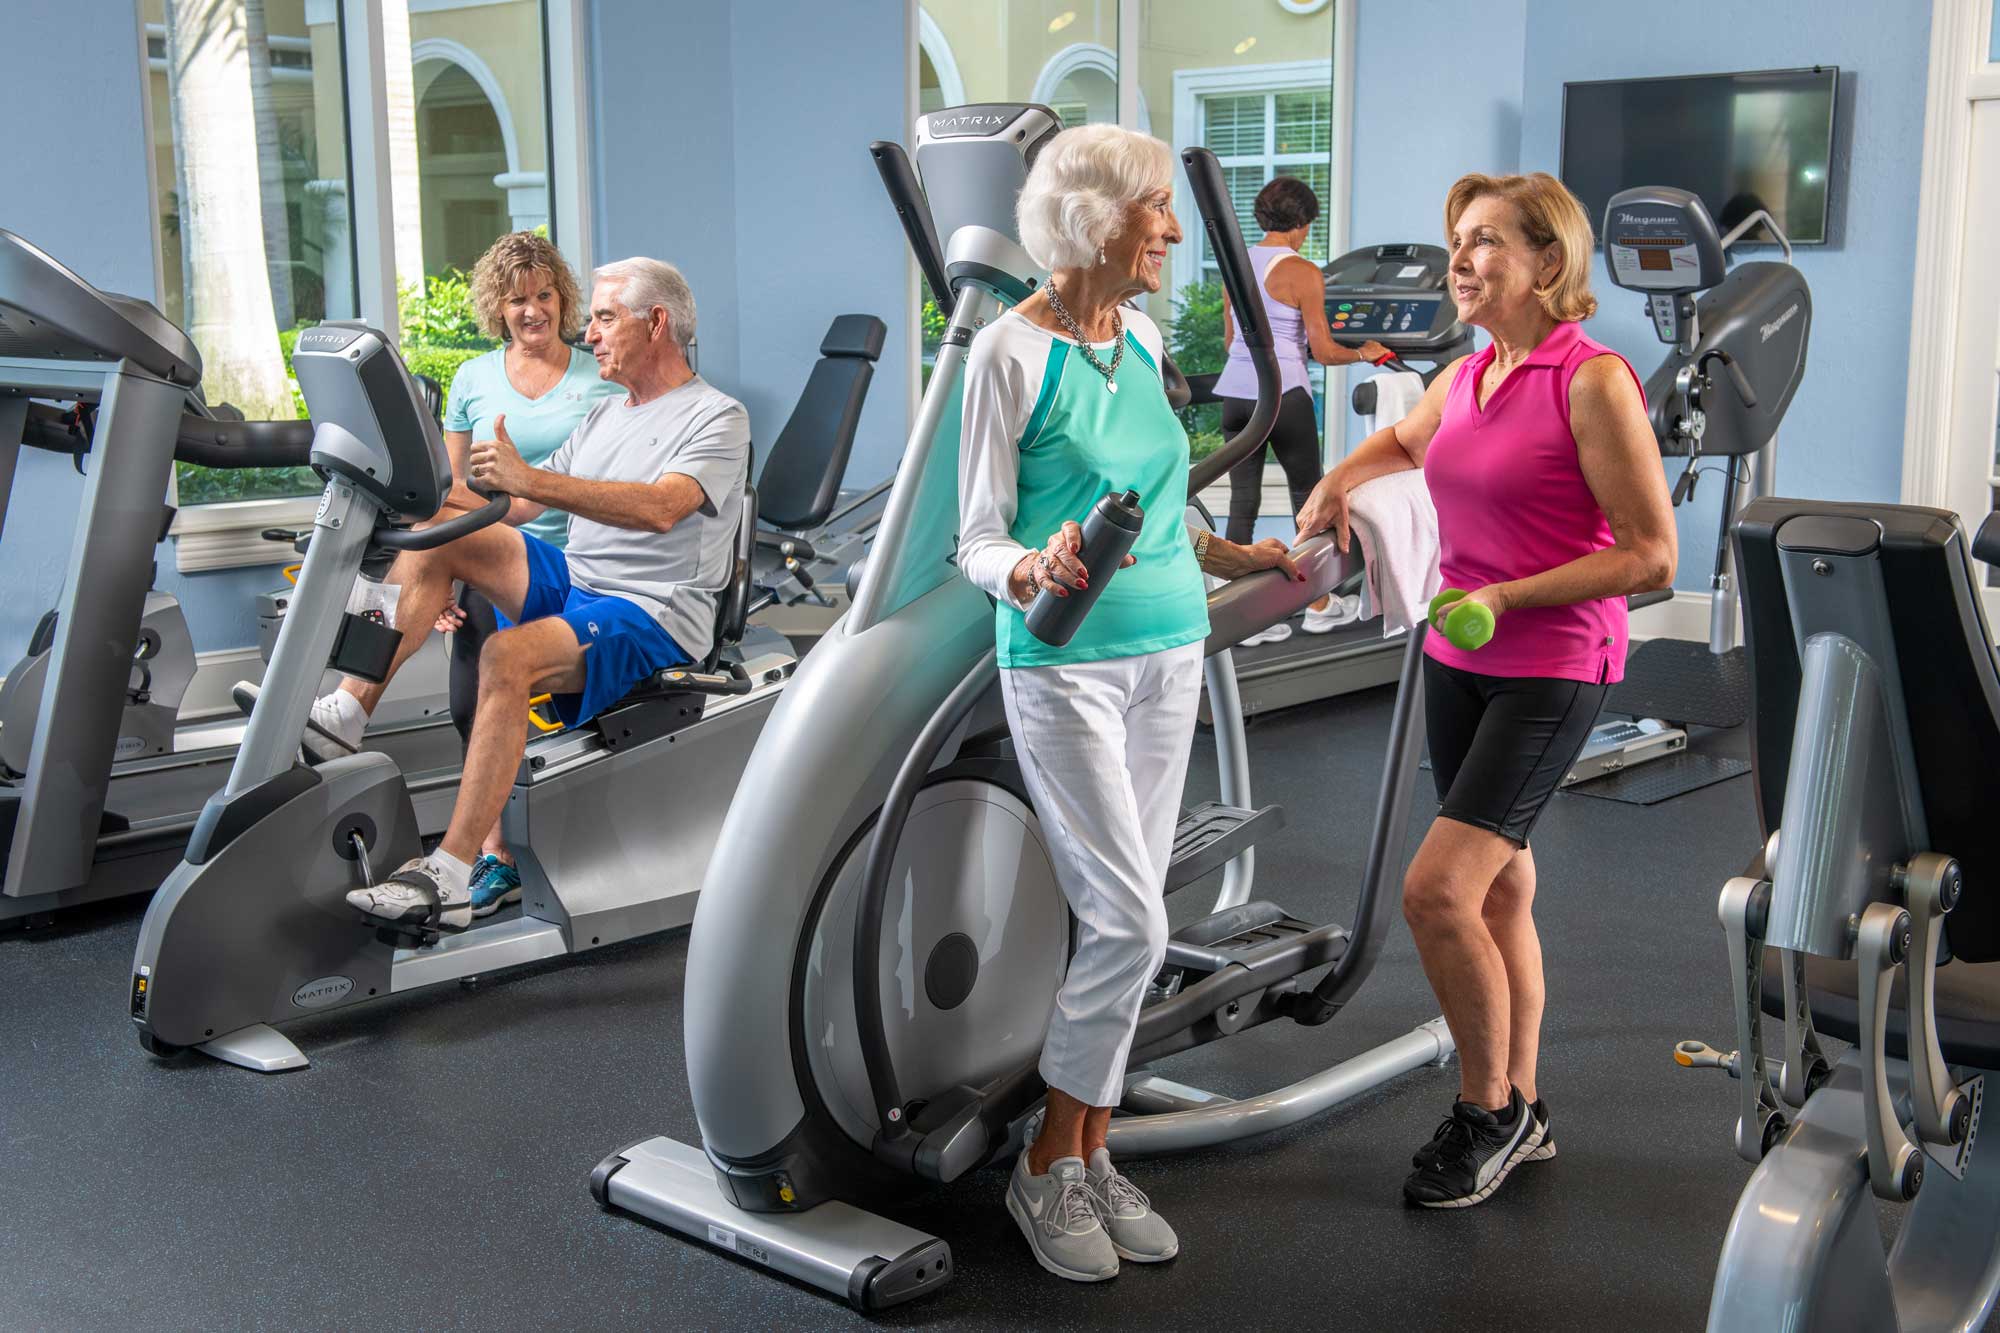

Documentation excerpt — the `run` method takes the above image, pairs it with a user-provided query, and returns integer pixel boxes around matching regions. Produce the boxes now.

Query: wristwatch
[1192,527,1212,571]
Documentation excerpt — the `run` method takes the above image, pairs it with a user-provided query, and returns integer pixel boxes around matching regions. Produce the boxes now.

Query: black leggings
[1221,387,1321,545]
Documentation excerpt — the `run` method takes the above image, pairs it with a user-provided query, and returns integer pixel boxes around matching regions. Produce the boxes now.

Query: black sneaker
[1402,1088,1540,1208]
[1413,1096,1554,1169]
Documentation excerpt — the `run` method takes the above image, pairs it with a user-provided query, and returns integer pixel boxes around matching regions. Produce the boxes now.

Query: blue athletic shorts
[496,529,691,728]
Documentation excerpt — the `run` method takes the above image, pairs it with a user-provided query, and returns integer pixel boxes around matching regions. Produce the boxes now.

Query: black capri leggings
[447,587,499,744]
[1423,655,1608,847]
[1221,387,1321,546]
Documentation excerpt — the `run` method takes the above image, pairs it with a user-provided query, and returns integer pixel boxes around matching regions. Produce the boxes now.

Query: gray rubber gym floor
[0,685,1957,1331]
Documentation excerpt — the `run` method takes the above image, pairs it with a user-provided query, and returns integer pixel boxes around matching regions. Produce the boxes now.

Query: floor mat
[1563,751,1751,805]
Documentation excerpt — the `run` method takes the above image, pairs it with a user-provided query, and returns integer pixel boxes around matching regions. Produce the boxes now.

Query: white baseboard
[1632,590,1725,645]
[183,647,269,720]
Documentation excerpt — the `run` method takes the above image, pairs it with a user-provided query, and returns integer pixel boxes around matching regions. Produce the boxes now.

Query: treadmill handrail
[21,399,317,470]
[1183,148,1279,497]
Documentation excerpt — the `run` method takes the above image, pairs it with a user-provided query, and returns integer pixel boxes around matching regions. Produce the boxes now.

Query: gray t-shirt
[539,375,749,662]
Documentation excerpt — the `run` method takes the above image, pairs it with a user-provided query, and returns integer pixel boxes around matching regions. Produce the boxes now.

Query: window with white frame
[141,0,592,570]
[1197,86,1334,280]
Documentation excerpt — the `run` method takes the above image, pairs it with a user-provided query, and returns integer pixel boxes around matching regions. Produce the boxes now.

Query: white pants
[1000,641,1204,1108]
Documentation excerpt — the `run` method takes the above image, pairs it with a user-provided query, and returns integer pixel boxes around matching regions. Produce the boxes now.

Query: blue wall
[1518,0,1932,588]
[590,0,914,495]
[1352,0,1934,593]
[1351,0,1527,248]
[0,0,275,661]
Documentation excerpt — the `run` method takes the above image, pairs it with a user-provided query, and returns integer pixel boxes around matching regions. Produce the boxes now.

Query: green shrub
[402,344,488,398]
[398,269,486,349]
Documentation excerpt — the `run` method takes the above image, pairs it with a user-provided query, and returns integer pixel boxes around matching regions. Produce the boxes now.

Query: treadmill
[0,230,462,929]
[1198,243,1470,722]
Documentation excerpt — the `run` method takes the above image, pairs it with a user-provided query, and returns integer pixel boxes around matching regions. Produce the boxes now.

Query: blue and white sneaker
[467,855,523,918]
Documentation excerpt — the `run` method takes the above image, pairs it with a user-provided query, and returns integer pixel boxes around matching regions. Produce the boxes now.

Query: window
[1198,87,1333,281]
[384,2,559,401]
[145,0,350,507]
[143,1,582,568]
[916,1,1120,364]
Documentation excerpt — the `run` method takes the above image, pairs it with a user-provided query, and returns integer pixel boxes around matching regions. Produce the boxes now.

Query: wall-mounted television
[1560,67,1839,246]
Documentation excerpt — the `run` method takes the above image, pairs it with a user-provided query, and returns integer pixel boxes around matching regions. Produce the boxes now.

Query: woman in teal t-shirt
[958,125,1302,1282]
[436,232,622,916]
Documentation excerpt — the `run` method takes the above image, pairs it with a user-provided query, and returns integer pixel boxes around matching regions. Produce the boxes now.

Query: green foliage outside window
[175,269,495,507]
[1166,278,1225,462]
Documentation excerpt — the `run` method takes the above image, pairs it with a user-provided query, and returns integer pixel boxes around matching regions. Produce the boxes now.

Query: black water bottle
[1024,489,1145,647]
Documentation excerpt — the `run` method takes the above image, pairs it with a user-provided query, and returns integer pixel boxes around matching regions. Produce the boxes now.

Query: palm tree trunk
[244,0,295,328]
[381,0,426,291]
[163,0,291,420]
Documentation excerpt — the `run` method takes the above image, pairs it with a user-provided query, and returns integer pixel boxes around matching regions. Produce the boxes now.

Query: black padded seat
[1761,951,2000,1071]
[1737,500,2000,963]
[755,315,885,532]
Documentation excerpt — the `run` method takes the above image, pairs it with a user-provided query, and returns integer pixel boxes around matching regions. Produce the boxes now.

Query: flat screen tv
[1561,67,1838,246]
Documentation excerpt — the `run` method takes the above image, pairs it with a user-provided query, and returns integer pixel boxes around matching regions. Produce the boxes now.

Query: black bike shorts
[1423,655,1609,847]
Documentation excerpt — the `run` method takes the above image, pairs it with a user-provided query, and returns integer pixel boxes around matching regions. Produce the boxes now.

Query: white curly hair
[1015,123,1175,272]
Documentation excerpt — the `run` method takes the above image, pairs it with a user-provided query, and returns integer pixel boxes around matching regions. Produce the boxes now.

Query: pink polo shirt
[1423,321,1643,685]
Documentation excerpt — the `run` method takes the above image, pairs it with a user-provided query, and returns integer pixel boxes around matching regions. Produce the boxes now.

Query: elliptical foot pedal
[1163,801,1287,895]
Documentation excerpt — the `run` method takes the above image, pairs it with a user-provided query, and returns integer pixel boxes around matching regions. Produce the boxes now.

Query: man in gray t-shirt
[293,257,750,932]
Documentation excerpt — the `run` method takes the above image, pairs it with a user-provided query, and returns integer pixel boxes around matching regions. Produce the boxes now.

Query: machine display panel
[1327,293,1445,339]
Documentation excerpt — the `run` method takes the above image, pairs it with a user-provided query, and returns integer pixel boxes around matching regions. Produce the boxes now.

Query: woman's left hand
[1212,536,1306,583]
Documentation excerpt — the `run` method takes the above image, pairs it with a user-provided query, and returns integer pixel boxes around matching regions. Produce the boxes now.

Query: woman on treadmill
[1296,171,1676,1209]
[1216,176,1392,644]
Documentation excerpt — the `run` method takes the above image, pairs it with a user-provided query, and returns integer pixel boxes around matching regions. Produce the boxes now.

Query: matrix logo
[116,735,147,758]
[1760,302,1800,342]
[292,975,355,1009]
[297,328,358,352]
[933,113,1005,131]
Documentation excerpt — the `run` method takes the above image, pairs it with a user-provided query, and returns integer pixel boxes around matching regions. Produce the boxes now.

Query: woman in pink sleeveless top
[1295,172,1676,1209]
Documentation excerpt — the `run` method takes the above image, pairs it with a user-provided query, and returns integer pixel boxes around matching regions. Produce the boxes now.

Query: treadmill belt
[1563,751,1749,805]
[1606,640,1750,729]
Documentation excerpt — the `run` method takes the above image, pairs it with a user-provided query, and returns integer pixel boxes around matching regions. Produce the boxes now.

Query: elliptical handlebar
[373,487,511,551]
[1183,147,1280,498]
[870,140,955,314]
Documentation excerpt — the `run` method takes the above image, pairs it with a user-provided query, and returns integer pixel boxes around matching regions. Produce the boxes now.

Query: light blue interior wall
[1350,0,1526,247]
[591,0,743,398]
[590,0,913,497]
[1519,2,1933,589]
[727,0,911,490]
[1349,0,1934,593]
[0,0,276,662]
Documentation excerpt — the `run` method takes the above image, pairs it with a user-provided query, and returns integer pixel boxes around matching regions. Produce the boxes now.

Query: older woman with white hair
[958,123,1303,1282]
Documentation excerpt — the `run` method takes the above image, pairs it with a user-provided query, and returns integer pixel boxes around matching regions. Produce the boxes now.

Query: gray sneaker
[1006,1152,1118,1282]
[1086,1149,1178,1262]
[346,856,473,932]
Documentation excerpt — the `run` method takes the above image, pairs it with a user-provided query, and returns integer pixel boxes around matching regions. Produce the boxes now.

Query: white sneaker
[1239,621,1294,648]
[1300,594,1363,634]
[346,855,473,932]
[1006,1151,1118,1282]
[232,682,365,764]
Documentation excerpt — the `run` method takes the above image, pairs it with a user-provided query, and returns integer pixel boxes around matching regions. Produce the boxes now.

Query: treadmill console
[1320,243,1466,357]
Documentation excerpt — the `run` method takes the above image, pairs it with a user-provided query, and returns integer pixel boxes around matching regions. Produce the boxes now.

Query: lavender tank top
[1213,245,1312,400]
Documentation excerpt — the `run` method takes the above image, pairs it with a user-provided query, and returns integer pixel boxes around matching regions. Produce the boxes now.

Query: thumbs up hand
[469,413,530,494]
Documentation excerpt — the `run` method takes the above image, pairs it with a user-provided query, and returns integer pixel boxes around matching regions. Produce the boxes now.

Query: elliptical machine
[1564,187,1811,792]
[1676,498,2000,1331]
[589,106,1452,1311]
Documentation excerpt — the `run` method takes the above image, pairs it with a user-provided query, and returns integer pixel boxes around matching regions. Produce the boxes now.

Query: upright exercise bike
[129,323,782,1072]
[589,105,1453,1311]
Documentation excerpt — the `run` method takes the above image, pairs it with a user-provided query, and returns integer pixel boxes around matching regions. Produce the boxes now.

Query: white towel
[1357,369,1425,436]
[1348,469,1440,637]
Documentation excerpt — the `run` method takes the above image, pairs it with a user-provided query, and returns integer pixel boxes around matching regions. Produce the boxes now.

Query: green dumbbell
[1428,588,1495,651]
